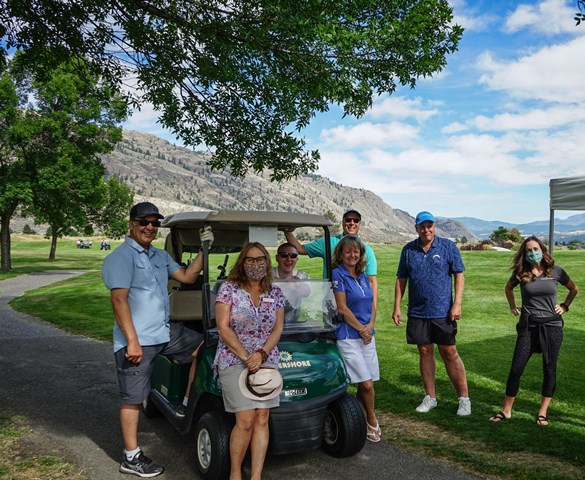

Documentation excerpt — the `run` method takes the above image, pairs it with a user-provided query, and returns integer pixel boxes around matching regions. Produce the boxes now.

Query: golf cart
[142,211,367,479]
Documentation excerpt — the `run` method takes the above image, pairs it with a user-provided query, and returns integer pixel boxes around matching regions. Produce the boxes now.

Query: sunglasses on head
[277,252,298,259]
[343,217,361,224]
[134,219,161,228]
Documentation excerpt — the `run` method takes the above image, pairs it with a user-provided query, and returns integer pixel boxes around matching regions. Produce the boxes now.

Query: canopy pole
[549,209,555,257]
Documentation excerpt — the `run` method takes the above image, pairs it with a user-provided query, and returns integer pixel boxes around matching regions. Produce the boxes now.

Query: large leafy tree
[0,0,463,180]
[16,58,127,260]
[0,68,30,272]
[0,55,127,267]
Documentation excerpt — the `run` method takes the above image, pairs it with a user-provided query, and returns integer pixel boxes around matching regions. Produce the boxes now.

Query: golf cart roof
[162,210,333,229]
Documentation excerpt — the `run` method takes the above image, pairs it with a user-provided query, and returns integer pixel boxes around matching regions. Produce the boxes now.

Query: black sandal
[489,411,509,423]
[536,415,549,426]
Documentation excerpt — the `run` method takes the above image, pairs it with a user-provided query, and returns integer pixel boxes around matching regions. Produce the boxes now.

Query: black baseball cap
[130,202,164,219]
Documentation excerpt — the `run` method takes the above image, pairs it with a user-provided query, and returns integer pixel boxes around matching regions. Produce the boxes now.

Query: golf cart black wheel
[322,393,367,458]
[194,411,231,480]
[141,393,162,418]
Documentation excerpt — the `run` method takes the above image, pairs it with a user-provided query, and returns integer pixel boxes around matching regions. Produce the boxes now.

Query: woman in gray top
[489,236,578,426]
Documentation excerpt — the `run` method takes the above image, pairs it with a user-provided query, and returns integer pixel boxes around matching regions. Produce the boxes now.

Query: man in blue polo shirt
[102,202,213,478]
[284,208,378,306]
[392,211,471,416]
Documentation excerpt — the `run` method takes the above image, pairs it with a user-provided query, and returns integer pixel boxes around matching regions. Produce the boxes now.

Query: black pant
[505,325,563,398]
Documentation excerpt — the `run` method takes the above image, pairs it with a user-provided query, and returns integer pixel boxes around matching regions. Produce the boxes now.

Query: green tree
[508,227,523,244]
[22,224,36,234]
[7,54,127,262]
[460,236,468,245]
[94,177,134,239]
[0,65,31,272]
[1,1,463,180]
[324,210,341,236]
[489,226,510,246]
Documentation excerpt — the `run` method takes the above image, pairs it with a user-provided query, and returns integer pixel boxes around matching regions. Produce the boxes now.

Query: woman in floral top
[214,242,284,480]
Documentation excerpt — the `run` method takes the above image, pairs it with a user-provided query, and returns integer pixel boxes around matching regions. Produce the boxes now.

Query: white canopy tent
[549,176,585,255]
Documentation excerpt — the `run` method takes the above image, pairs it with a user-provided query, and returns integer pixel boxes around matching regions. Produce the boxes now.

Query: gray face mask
[526,250,543,265]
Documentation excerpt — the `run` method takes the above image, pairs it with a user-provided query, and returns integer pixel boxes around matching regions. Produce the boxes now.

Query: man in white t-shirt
[272,243,310,323]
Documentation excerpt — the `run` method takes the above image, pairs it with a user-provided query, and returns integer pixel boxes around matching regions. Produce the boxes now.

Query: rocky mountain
[98,130,477,244]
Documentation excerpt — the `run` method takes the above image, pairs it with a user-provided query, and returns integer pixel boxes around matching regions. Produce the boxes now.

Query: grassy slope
[5,238,585,479]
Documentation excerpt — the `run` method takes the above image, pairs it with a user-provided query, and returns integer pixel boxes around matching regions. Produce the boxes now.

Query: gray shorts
[406,317,457,346]
[115,323,203,404]
[218,364,280,413]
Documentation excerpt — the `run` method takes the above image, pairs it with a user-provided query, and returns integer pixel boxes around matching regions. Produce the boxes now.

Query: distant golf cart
[142,211,367,479]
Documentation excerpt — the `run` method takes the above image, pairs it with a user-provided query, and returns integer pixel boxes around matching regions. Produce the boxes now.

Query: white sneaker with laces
[415,395,437,413]
[457,397,472,416]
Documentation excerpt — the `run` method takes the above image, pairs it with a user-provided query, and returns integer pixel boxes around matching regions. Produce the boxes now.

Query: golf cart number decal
[284,388,307,397]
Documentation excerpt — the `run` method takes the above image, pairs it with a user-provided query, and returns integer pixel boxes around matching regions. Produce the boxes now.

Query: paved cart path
[0,271,482,479]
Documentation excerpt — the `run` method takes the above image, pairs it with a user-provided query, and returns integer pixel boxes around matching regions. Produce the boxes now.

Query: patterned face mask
[526,250,543,265]
[244,262,267,280]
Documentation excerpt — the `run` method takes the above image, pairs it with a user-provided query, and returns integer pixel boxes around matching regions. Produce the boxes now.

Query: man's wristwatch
[560,303,569,312]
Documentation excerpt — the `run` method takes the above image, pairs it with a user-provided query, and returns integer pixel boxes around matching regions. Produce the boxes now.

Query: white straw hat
[238,364,283,401]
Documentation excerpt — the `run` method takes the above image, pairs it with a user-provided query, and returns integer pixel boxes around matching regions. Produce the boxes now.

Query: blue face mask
[526,250,543,265]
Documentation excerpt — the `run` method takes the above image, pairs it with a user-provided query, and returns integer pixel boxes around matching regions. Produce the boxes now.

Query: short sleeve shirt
[332,264,374,340]
[272,266,309,309]
[102,236,181,352]
[396,236,464,319]
[213,282,285,370]
[305,233,378,278]
[509,265,570,318]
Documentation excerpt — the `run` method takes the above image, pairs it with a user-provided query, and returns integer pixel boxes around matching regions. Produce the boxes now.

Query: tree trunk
[0,203,18,273]
[49,227,58,261]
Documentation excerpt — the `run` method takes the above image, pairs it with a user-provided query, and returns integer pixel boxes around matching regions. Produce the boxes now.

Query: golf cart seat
[169,289,203,322]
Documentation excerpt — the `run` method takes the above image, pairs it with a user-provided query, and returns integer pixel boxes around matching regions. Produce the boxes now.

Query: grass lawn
[5,237,585,479]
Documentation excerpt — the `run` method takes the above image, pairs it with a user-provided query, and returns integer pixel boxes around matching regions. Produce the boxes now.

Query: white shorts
[337,337,380,384]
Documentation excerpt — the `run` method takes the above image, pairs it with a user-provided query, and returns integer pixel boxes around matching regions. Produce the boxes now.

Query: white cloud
[473,105,585,131]
[450,0,497,32]
[452,13,494,32]
[504,0,579,35]
[320,122,419,149]
[366,96,439,122]
[442,122,469,134]
[478,36,585,103]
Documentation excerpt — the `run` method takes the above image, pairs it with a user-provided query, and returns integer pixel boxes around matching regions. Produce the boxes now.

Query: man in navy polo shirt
[392,211,471,416]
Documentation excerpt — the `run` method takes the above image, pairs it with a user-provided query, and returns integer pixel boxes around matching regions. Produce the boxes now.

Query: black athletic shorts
[406,317,457,345]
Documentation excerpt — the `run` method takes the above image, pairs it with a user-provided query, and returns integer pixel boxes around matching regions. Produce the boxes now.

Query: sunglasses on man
[277,252,299,259]
[343,217,361,224]
[133,219,162,228]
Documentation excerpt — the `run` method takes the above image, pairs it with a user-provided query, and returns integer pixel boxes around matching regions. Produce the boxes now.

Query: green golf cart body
[142,211,367,479]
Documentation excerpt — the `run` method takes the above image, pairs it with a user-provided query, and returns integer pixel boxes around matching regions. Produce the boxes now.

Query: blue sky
[124,0,585,224]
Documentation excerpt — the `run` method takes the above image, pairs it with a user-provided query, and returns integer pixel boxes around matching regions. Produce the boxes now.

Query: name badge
[262,297,274,303]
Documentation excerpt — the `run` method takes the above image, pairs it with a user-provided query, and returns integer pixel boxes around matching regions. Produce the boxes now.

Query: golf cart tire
[141,393,163,418]
[194,411,231,480]
[322,393,367,458]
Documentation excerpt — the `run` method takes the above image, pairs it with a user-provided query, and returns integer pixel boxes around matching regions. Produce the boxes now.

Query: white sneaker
[415,395,437,413]
[457,397,472,416]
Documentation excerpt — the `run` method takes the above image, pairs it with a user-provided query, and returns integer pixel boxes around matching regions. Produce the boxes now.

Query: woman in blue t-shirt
[489,236,578,426]
[331,235,381,442]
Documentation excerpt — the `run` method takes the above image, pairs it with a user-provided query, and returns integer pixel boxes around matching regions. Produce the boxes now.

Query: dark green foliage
[1,0,463,180]
[22,224,36,234]
[0,53,128,269]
